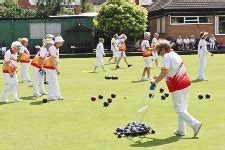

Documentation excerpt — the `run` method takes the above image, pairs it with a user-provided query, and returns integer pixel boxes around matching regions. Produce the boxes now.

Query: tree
[36,0,74,17]
[1,0,36,18]
[94,0,148,41]
[80,0,94,13]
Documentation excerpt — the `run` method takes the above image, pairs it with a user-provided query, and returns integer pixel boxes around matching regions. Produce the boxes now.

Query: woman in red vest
[151,39,202,137]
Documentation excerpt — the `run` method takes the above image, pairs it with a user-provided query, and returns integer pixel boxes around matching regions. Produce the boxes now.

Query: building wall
[149,16,225,44]
[0,17,95,53]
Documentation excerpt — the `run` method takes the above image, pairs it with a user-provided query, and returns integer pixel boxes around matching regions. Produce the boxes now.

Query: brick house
[148,0,225,46]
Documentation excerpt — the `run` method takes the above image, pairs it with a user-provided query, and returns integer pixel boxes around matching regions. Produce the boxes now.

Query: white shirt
[96,42,105,58]
[141,40,150,51]
[19,46,30,55]
[189,38,195,43]
[151,38,158,45]
[49,45,59,62]
[39,47,48,58]
[209,37,216,43]
[111,38,118,51]
[198,39,210,58]
[162,51,186,78]
[4,49,17,66]
[183,38,190,45]
[176,38,183,44]
[161,51,190,92]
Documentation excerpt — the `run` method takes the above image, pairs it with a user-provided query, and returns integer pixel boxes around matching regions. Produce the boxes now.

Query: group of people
[93,34,132,72]
[1,34,65,103]
[176,34,217,51]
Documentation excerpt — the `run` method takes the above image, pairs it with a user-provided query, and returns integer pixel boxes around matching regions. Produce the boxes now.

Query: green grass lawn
[0,54,225,150]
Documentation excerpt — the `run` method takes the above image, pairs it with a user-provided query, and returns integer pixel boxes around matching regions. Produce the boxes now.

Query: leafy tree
[36,0,76,17]
[81,0,94,13]
[1,0,36,18]
[94,0,148,41]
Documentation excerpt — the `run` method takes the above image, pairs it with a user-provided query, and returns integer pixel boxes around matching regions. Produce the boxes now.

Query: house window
[216,16,225,35]
[156,17,165,33]
[157,18,161,33]
[46,23,61,36]
[30,23,45,39]
[30,23,61,39]
[171,16,211,24]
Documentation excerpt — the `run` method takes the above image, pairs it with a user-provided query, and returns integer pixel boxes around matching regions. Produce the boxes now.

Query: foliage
[0,0,75,18]
[81,0,94,13]
[94,1,148,41]
[1,0,36,18]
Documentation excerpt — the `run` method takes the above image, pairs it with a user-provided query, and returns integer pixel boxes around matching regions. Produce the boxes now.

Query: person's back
[96,42,104,58]
[198,39,207,58]
[163,51,190,92]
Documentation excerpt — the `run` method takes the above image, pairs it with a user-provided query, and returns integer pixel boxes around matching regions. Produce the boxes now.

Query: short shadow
[89,71,98,73]
[0,102,14,105]
[28,85,33,88]
[129,135,197,148]
[110,68,126,70]
[191,79,203,83]
[105,62,115,66]
[131,80,147,83]
[30,101,43,105]
[20,96,37,100]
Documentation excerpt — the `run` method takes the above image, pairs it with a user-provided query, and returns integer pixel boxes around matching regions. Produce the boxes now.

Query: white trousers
[1,73,18,100]
[210,43,215,50]
[21,63,31,81]
[32,66,45,95]
[171,87,200,133]
[197,57,206,80]
[45,69,61,100]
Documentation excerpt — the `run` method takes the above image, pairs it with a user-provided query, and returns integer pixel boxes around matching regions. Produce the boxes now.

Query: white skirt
[118,51,126,58]
[143,57,151,67]
[112,50,119,58]
[96,58,104,66]
[151,52,158,60]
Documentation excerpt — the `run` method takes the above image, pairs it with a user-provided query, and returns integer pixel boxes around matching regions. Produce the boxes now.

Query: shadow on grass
[30,101,43,105]
[0,102,15,105]
[129,136,198,147]
[131,80,148,83]
[191,79,207,83]
[20,96,37,100]
[105,62,115,66]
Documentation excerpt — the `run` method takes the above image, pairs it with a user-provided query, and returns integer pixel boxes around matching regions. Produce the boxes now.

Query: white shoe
[40,91,48,95]
[140,76,148,81]
[0,99,8,103]
[58,97,64,100]
[33,93,42,97]
[193,122,202,137]
[14,98,23,102]
[174,130,185,136]
[27,80,33,82]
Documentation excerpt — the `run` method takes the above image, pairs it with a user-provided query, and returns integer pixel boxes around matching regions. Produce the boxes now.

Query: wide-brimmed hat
[55,36,64,43]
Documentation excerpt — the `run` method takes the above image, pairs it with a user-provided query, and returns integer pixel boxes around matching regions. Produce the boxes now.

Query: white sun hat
[55,36,64,43]
[11,41,23,49]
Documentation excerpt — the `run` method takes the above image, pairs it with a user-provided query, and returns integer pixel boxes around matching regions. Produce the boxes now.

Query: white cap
[54,36,64,43]
[144,32,151,36]
[11,41,23,49]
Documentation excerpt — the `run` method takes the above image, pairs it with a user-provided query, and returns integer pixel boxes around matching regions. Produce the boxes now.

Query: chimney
[74,5,81,15]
